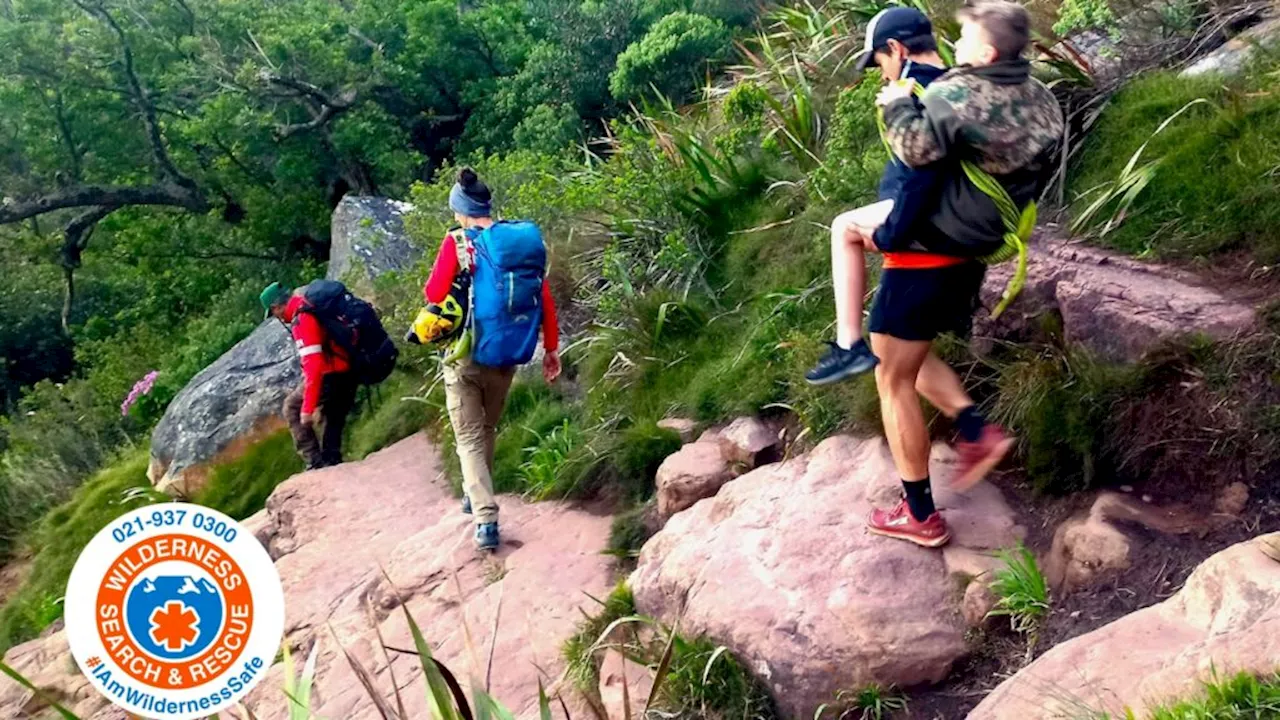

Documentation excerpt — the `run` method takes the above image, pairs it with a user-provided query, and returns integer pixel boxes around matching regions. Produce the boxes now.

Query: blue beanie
[448,168,492,218]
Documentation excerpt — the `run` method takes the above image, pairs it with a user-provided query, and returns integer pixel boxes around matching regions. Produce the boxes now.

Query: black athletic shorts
[868,262,986,342]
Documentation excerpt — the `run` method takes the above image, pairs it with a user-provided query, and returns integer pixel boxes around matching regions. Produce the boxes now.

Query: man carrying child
[816,1,1064,547]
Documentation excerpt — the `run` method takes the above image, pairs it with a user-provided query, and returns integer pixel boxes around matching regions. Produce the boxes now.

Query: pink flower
[121,370,160,417]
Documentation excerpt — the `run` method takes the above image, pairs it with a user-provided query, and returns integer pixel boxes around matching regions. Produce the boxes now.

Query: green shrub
[194,430,304,521]
[513,103,583,155]
[813,82,885,204]
[1053,0,1119,37]
[989,346,1142,494]
[820,684,910,720]
[518,418,590,500]
[1090,671,1280,719]
[610,12,733,103]
[612,424,683,500]
[0,449,165,652]
[490,382,577,496]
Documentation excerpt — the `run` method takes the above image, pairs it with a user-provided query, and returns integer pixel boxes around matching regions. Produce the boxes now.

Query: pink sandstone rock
[240,434,613,720]
[631,435,1023,718]
[969,533,1280,720]
[655,441,736,517]
[979,232,1256,362]
[719,416,781,466]
[657,418,698,443]
[598,649,654,720]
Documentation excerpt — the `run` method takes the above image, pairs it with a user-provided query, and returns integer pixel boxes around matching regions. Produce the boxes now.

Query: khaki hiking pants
[443,359,516,525]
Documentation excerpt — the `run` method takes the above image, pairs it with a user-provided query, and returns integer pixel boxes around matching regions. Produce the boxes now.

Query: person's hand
[876,79,917,107]
[860,231,880,252]
[543,350,562,383]
[300,411,317,427]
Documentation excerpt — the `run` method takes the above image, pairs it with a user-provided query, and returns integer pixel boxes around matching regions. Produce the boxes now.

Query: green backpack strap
[876,83,1031,319]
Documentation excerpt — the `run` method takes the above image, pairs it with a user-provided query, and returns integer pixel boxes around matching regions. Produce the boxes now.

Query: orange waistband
[882,252,967,270]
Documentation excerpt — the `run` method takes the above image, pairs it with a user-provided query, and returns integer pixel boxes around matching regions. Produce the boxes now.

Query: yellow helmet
[405,278,469,346]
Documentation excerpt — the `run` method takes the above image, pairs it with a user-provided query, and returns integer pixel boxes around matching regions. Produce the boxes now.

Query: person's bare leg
[831,212,867,349]
[916,351,1015,491]
[866,332,950,547]
[872,334,932,481]
[916,352,973,419]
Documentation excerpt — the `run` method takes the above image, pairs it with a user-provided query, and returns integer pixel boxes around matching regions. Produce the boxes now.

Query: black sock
[956,405,986,443]
[902,478,936,521]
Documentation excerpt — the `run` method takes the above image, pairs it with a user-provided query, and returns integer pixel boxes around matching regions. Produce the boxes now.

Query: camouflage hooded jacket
[882,59,1065,253]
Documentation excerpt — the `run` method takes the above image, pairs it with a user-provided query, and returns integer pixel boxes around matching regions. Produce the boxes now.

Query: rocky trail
[4,425,1280,719]
[5,196,1280,719]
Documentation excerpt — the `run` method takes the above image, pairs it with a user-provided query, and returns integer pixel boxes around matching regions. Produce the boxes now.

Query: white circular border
[65,503,284,720]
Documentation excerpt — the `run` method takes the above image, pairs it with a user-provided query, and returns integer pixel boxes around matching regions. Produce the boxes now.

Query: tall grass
[1067,59,1280,260]
[0,450,164,653]
[816,684,909,720]
[194,430,304,521]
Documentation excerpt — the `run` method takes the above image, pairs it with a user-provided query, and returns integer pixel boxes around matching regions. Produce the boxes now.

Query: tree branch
[60,205,116,332]
[0,182,209,224]
[261,72,359,139]
[48,90,84,182]
[74,0,196,192]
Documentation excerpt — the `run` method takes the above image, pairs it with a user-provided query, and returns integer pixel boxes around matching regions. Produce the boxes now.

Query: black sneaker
[805,340,879,385]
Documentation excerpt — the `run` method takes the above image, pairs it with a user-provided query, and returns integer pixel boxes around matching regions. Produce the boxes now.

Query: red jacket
[423,231,560,352]
[282,294,350,414]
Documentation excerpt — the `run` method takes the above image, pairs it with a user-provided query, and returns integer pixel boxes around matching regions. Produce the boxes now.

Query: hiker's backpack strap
[875,82,1031,319]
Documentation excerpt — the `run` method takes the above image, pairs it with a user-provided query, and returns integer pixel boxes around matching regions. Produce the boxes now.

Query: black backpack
[297,279,398,385]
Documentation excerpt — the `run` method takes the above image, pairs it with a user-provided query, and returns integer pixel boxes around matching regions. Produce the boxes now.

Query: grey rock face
[327,195,422,292]
[1182,17,1280,78]
[148,321,300,496]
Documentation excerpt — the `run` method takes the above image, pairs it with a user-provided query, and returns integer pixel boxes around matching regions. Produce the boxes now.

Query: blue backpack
[466,221,547,368]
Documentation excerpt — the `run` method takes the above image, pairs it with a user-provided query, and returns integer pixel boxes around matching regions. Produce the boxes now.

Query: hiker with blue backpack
[421,167,561,550]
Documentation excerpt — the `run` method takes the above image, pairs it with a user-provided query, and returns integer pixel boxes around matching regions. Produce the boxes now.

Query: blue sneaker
[475,522,500,550]
[805,340,879,385]
[461,494,472,515]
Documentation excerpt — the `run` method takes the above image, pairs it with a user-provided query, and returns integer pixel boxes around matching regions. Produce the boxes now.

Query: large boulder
[147,321,299,496]
[1182,16,1280,77]
[631,435,1025,719]
[970,533,1280,719]
[979,232,1256,362]
[328,195,423,295]
[243,433,613,719]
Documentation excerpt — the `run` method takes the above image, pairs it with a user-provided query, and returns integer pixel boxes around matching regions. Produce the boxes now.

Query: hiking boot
[805,340,879,385]
[461,494,472,515]
[867,499,950,548]
[952,425,1016,492]
[475,522,500,551]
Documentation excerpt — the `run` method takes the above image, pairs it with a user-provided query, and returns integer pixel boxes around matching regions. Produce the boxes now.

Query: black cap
[853,7,935,75]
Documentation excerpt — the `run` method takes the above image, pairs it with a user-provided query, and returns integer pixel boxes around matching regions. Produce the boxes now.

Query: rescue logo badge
[65,504,285,719]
